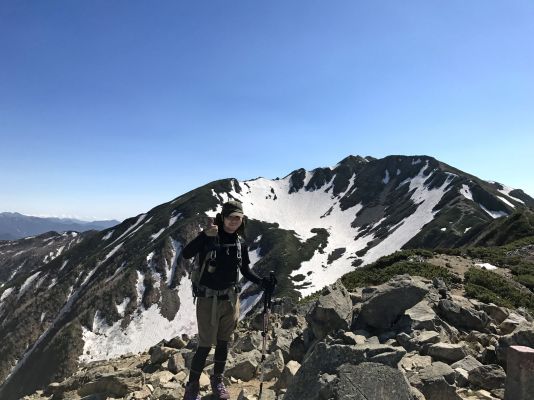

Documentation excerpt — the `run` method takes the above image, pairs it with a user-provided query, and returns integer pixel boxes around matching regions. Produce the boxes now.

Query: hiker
[181,200,276,400]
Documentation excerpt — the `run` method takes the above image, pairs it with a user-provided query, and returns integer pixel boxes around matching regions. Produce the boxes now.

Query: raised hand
[204,217,218,237]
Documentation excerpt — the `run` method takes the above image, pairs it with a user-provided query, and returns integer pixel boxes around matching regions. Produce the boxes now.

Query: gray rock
[437,299,490,332]
[409,362,461,400]
[357,275,429,330]
[288,334,307,363]
[428,343,468,364]
[273,360,300,391]
[167,353,186,374]
[499,312,528,335]
[451,355,483,372]
[480,345,498,365]
[410,386,427,400]
[418,361,456,385]
[496,322,534,364]
[332,363,413,400]
[166,336,187,349]
[405,300,440,331]
[478,303,509,325]
[77,370,145,397]
[261,349,285,381]
[270,328,295,363]
[237,387,275,400]
[150,346,176,365]
[468,364,506,390]
[234,331,262,353]
[339,331,366,345]
[305,280,353,340]
[281,314,301,329]
[454,367,469,387]
[505,345,534,400]
[225,350,261,381]
[399,352,432,373]
[283,342,405,400]
[415,330,441,345]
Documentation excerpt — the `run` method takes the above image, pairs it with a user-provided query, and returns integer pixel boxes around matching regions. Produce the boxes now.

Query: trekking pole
[258,271,276,400]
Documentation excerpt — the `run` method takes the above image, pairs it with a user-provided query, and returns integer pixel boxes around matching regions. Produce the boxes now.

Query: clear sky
[1,1,533,221]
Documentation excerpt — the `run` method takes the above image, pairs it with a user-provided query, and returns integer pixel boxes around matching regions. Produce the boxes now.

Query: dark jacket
[182,229,261,290]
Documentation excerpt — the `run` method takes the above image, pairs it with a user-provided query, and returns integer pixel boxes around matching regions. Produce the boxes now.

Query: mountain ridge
[0,154,533,399]
[0,212,120,240]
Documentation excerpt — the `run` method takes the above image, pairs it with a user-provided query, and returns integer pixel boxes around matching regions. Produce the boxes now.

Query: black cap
[222,200,244,217]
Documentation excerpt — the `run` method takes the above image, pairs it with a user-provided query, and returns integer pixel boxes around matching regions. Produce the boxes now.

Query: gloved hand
[261,274,277,293]
[204,218,218,237]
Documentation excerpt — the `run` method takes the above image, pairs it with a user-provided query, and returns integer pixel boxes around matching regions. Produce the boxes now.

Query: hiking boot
[210,374,230,399]
[183,381,201,400]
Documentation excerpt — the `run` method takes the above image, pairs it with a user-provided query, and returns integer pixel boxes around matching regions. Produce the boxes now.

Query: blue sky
[1,1,533,221]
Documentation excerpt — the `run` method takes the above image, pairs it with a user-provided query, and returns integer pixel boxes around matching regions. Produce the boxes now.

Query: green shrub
[465,283,514,309]
[341,260,459,292]
[510,262,534,276]
[516,275,534,291]
[464,268,534,312]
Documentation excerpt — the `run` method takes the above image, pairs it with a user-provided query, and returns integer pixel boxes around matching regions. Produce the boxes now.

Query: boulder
[357,275,429,330]
[409,362,461,400]
[261,349,285,381]
[150,346,176,365]
[399,352,433,373]
[167,336,187,349]
[148,370,175,385]
[404,300,440,331]
[496,322,534,364]
[234,331,262,353]
[437,299,490,332]
[225,350,261,381]
[306,280,353,340]
[505,345,534,400]
[428,343,469,364]
[339,331,366,345]
[77,370,145,398]
[478,303,509,325]
[167,353,186,374]
[451,355,483,373]
[331,362,413,400]
[283,342,405,400]
[468,364,506,390]
[273,360,300,391]
[499,312,528,335]
[269,328,295,362]
[454,367,469,387]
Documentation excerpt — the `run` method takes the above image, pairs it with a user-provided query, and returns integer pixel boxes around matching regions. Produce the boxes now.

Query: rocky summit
[19,270,534,400]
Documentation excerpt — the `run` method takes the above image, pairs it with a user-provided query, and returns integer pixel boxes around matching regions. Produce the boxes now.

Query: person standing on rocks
[181,200,276,400]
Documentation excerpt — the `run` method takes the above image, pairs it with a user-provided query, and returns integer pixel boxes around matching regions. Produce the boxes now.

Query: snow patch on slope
[80,275,197,362]
[460,184,473,201]
[496,183,525,204]
[361,167,455,269]
[497,196,515,209]
[150,228,165,241]
[479,205,508,219]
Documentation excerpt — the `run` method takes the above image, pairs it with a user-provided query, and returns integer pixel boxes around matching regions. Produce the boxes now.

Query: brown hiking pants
[196,297,240,347]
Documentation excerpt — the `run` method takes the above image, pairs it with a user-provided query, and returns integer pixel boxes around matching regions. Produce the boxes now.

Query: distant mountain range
[0,212,120,240]
[1,154,533,399]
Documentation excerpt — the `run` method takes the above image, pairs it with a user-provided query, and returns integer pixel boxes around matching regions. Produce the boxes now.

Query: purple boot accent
[183,381,201,400]
[210,374,230,399]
